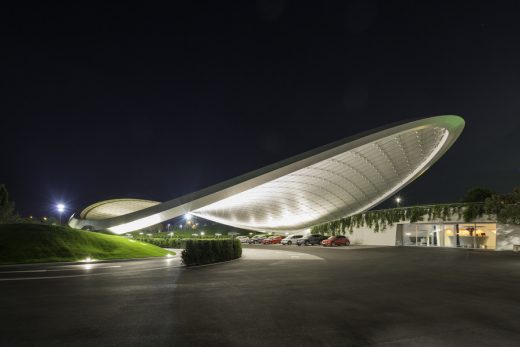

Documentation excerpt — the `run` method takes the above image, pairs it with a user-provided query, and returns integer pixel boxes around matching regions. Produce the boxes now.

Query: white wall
[496,224,520,251]
[348,224,397,246]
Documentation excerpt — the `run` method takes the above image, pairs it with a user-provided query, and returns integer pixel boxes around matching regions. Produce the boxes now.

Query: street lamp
[56,203,65,224]
[395,197,402,208]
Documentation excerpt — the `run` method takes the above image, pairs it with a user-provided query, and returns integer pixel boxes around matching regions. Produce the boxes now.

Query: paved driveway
[175,245,520,346]
[1,245,519,346]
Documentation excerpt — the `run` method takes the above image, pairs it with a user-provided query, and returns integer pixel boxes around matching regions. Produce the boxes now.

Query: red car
[262,235,283,244]
[321,235,350,247]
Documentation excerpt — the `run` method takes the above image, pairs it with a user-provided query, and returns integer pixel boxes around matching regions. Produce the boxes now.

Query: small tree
[0,184,16,223]
[485,187,520,225]
[461,187,494,203]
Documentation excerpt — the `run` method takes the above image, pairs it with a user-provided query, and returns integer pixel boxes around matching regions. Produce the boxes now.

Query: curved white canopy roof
[69,116,464,234]
[79,199,160,220]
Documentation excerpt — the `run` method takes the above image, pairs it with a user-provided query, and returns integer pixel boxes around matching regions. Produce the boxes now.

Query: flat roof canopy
[69,115,465,234]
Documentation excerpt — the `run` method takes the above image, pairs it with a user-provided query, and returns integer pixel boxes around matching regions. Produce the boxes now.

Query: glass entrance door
[429,227,439,247]
[402,224,441,247]
[415,226,437,246]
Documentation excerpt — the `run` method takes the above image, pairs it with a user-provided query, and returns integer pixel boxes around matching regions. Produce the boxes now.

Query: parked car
[248,235,267,244]
[236,236,250,243]
[262,235,283,244]
[296,234,326,246]
[281,234,303,245]
[321,235,350,247]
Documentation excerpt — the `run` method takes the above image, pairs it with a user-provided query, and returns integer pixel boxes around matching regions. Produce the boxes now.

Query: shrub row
[182,239,242,266]
[135,237,187,248]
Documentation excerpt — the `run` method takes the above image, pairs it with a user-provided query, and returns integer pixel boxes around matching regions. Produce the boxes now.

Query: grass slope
[0,223,173,265]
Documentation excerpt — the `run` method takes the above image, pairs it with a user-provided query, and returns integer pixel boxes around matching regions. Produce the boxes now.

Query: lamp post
[56,204,65,225]
[395,197,402,208]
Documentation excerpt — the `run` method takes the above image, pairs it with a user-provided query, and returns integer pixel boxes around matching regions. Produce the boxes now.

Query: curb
[184,256,242,268]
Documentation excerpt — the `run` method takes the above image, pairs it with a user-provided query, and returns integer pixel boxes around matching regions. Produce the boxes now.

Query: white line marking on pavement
[0,265,122,274]
[0,269,47,274]
[48,265,123,271]
[0,263,183,281]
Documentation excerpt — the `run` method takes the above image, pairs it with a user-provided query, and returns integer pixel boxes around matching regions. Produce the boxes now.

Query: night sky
[2,1,520,218]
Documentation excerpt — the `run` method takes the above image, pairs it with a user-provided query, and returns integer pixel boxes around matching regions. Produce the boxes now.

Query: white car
[281,234,303,245]
[236,236,250,243]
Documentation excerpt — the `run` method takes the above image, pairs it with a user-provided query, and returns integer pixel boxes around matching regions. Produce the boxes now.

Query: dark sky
[1,1,520,218]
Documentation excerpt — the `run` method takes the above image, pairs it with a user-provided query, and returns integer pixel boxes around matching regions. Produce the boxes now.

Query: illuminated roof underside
[79,199,160,220]
[69,116,464,234]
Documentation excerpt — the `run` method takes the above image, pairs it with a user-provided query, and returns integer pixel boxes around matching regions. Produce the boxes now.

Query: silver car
[281,234,303,245]
[236,236,250,243]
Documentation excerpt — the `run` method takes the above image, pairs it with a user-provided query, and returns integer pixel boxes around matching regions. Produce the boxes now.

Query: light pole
[56,204,65,225]
[395,197,402,208]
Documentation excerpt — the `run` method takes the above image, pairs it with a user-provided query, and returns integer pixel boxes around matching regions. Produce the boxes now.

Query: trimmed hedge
[182,239,242,266]
[136,237,187,248]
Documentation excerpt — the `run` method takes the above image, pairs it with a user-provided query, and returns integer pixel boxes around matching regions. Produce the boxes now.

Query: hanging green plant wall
[310,203,485,235]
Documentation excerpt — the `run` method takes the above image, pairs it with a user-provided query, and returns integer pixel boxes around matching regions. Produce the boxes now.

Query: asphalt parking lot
[175,244,520,346]
[1,245,519,346]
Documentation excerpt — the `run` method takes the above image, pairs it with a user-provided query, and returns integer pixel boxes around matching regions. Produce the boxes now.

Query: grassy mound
[0,223,174,265]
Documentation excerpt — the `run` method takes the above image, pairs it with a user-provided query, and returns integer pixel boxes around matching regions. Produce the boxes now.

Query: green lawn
[0,223,174,265]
